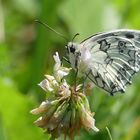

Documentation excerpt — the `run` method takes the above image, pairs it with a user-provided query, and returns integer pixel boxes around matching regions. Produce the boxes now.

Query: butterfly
[66,29,140,95]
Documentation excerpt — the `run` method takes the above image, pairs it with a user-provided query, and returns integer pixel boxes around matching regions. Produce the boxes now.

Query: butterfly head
[66,42,78,54]
[66,33,80,55]
[65,42,81,69]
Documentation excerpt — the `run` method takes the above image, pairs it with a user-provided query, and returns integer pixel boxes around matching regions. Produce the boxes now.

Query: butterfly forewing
[79,30,140,95]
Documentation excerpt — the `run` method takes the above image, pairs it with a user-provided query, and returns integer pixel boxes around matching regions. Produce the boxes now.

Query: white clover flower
[31,51,99,139]
[53,52,71,81]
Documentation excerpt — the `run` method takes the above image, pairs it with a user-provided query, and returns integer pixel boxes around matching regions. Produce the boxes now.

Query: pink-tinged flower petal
[76,84,82,91]
[82,112,99,132]
[55,67,71,82]
[30,101,51,115]
[57,67,71,77]
[38,75,59,92]
[45,75,59,87]
[80,103,99,132]
[45,75,55,81]
[59,80,71,97]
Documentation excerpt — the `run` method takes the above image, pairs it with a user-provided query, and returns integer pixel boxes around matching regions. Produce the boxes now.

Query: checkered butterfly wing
[80,30,140,95]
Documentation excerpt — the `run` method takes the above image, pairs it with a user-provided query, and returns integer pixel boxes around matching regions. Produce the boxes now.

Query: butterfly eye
[70,47,75,53]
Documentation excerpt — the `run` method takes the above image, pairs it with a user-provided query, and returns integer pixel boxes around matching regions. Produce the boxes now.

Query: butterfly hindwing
[80,30,140,95]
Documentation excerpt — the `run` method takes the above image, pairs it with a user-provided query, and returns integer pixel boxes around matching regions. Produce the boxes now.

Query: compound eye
[70,47,75,53]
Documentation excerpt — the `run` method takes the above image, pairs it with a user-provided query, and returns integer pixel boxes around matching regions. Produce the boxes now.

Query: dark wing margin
[80,29,140,95]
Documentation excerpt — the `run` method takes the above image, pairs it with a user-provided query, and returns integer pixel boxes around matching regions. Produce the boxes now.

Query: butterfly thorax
[67,42,92,74]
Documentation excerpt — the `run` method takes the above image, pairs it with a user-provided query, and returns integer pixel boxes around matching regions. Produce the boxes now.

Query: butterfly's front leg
[74,52,81,69]
[73,52,81,92]
[61,57,70,65]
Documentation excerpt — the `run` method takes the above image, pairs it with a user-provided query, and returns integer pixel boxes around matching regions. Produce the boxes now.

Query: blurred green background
[0,0,140,140]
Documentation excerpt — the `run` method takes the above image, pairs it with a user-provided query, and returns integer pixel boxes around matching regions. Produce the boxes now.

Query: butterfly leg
[74,68,79,93]
[61,57,70,65]
[82,70,92,93]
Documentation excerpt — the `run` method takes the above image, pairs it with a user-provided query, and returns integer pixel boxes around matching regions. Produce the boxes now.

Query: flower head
[31,52,99,139]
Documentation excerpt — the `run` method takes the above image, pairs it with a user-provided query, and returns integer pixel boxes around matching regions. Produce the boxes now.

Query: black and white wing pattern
[80,29,140,95]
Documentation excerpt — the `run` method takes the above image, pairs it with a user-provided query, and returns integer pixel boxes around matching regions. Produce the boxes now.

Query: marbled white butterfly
[66,30,140,95]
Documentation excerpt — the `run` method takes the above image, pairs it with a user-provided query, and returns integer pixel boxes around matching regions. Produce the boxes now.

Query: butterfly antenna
[35,20,68,41]
[72,33,80,42]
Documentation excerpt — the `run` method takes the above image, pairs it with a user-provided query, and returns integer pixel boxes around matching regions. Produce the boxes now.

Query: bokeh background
[0,0,140,140]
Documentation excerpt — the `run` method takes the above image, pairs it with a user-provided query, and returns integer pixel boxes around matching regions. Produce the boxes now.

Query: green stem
[64,134,67,140]
[106,127,113,140]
